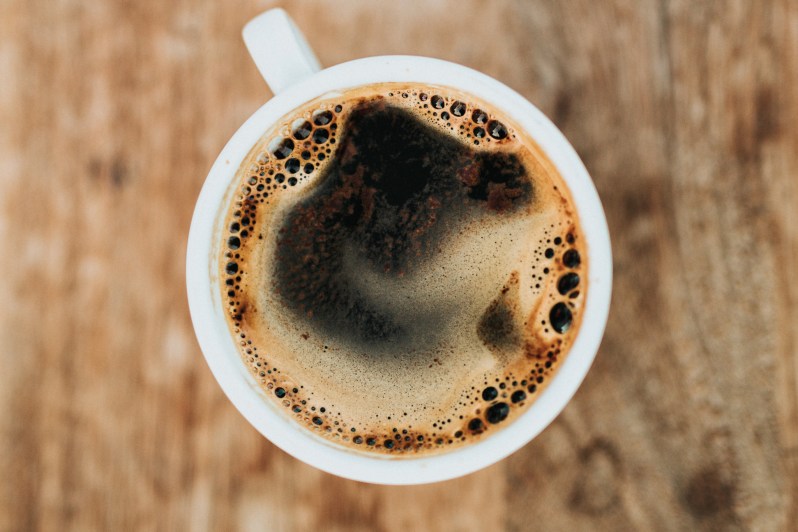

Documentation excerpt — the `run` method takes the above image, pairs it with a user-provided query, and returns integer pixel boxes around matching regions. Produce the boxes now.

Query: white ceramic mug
[186,8,612,485]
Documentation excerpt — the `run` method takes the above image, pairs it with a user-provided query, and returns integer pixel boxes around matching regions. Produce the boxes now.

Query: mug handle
[242,9,322,95]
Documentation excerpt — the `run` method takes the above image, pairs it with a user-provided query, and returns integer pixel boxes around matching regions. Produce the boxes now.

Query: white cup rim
[186,55,612,485]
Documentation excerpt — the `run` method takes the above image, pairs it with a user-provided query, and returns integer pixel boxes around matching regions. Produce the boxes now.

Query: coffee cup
[186,8,612,484]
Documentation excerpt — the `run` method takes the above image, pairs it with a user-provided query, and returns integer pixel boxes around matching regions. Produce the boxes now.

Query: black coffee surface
[220,85,586,456]
[273,101,531,348]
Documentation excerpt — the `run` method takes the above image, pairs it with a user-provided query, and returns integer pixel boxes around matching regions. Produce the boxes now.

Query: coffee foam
[221,84,587,455]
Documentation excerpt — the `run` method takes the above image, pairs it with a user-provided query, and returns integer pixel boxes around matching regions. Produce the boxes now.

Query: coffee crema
[219,83,587,456]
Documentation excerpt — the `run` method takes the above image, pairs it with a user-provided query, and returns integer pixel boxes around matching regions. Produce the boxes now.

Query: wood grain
[1,0,795,530]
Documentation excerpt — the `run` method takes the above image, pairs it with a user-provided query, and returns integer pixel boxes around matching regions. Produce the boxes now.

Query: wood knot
[683,465,736,518]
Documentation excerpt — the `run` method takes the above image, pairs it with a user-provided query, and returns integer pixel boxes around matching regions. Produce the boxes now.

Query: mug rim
[186,54,612,485]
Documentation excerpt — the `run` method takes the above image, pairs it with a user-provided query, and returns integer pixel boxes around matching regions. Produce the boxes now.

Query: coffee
[220,84,586,455]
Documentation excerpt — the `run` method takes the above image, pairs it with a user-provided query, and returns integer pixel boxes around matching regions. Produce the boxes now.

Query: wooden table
[2,1,796,530]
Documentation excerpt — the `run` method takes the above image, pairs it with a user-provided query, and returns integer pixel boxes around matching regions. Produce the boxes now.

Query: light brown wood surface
[2,0,796,530]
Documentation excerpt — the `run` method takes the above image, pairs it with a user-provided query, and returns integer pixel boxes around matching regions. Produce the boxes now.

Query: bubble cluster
[219,84,587,456]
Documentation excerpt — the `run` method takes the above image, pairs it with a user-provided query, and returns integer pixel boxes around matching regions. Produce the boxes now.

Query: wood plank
[0,0,794,530]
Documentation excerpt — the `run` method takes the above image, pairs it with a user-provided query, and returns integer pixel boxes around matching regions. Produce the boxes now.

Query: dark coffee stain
[234,301,248,322]
[683,465,736,518]
[478,273,521,351]
[569,438,622,515]
[478,301,516,346]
